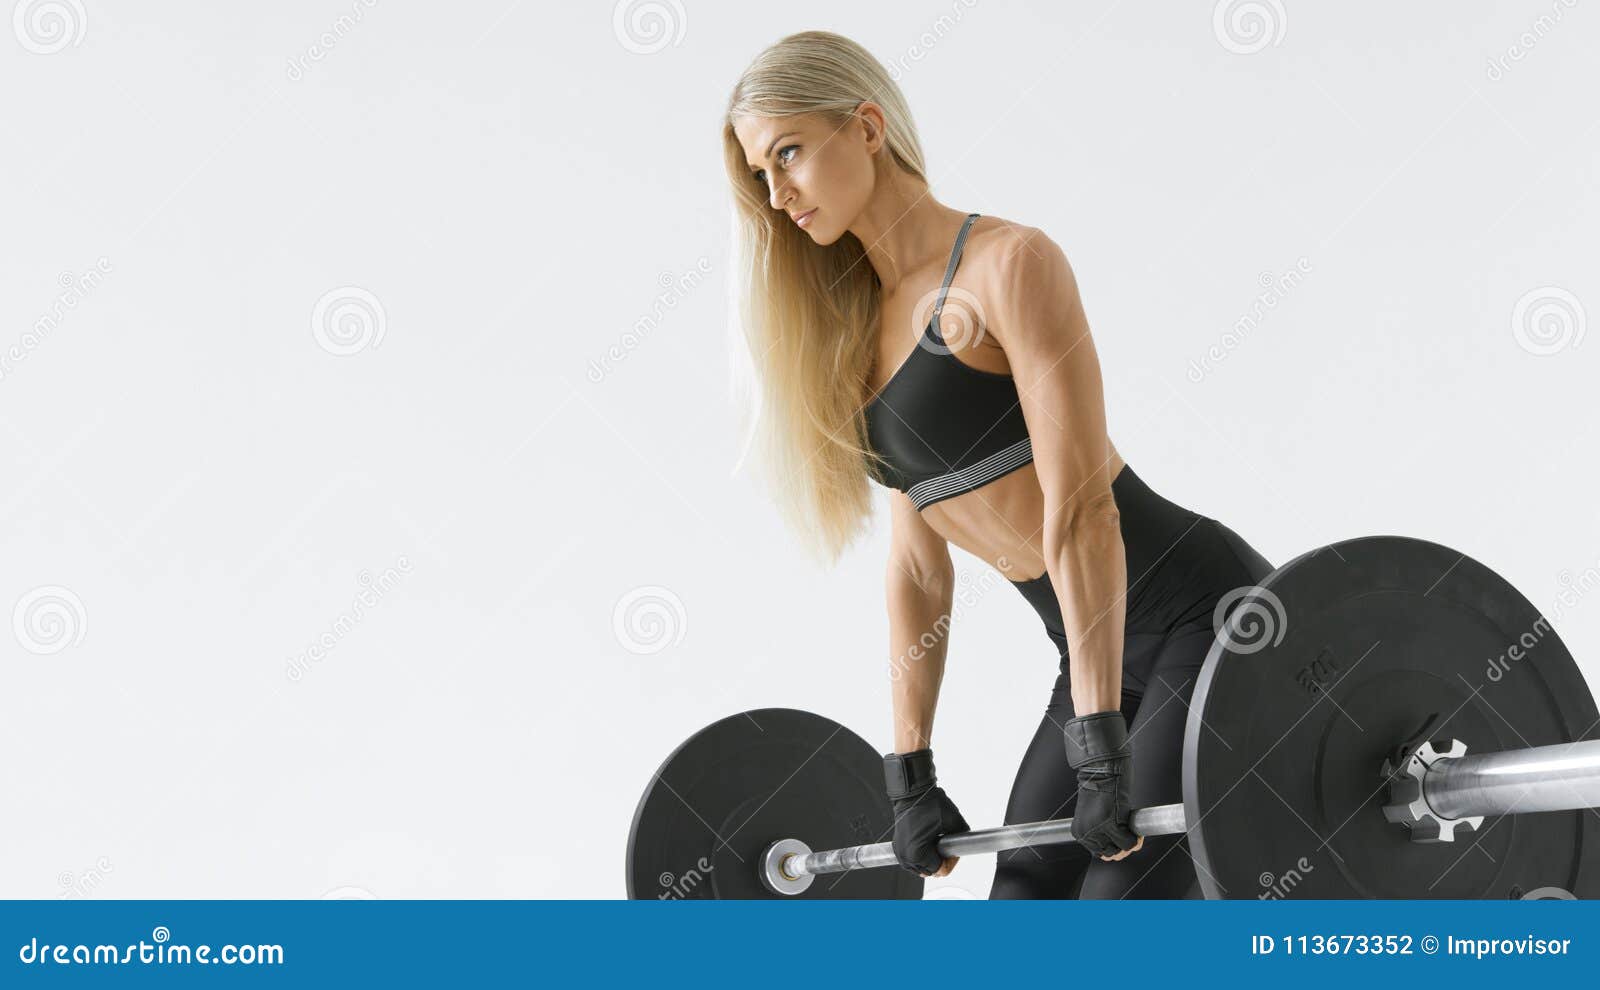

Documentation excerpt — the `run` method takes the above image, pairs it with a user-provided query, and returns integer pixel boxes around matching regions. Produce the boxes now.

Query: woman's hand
[927,853,961,877]
[882,749,970,877]
[1063,711,1143,861]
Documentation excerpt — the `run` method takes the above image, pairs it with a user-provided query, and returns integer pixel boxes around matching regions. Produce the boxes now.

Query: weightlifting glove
[1063,711,1140,858]
[882,748,970,876]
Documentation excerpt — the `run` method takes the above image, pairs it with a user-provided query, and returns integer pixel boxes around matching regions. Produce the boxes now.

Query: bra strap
[932,213,981,337]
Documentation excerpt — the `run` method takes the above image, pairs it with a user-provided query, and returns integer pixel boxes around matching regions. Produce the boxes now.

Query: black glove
[882,748,970,876]
[1063,711,1140,858]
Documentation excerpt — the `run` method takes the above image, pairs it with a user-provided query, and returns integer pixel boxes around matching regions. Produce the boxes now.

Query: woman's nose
[767,177,791,212]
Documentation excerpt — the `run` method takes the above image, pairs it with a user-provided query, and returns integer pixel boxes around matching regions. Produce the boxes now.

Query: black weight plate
[627,708,923,899]
[1185,535,1600,899]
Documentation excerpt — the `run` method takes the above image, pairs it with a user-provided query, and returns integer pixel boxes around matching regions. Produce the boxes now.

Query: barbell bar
[761,737,1600,894]
[761,804,1187,895]
[1422,738,1600,819]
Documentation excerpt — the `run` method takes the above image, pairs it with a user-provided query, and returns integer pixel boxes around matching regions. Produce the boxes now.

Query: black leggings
[991,464,1272,899]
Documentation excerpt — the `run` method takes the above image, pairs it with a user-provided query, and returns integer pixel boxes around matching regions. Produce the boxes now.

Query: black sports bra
[864,213,1035,511]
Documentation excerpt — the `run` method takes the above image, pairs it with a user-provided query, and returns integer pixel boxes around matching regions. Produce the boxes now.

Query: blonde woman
[725,31,1272,898]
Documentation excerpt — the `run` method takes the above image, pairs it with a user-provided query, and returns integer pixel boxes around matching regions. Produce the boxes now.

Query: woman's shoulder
[963,213,1073,285]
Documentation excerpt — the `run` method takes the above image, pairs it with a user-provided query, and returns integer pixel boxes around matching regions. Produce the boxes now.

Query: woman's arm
[884,490,955,752]
[881,491,966,878]
[984,228,1126,715]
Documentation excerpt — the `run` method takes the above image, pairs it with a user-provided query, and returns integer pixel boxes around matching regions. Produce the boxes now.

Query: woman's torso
[862,212,1275,648]
[864,213,1125,584]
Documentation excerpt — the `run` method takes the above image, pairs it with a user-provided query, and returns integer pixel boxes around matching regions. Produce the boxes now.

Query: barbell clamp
[1381,738,1484,843]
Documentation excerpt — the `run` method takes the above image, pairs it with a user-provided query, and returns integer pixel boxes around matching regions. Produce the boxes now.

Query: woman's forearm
[885,570,956,753]
[1049,502,1128,715]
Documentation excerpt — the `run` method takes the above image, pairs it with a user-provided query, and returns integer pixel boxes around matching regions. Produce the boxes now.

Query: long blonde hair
[723,30,928,565]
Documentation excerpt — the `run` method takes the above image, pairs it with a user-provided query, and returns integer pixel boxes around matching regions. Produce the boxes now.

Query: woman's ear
[855,101,888,154]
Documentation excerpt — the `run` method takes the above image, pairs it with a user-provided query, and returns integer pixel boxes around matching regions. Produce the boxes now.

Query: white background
[2,1,1596,899]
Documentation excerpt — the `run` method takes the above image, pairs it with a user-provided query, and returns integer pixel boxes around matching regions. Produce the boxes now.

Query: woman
[723,30,1272,898]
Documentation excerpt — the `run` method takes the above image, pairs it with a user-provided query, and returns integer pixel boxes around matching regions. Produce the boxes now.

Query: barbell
[626,535,1600,899]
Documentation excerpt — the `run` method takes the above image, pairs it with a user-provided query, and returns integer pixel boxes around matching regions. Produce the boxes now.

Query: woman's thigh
[988,633,1164,899]
[987,702,1095,899]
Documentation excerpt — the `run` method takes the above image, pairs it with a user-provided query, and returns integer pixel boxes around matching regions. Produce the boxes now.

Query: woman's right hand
[883,748,970,877]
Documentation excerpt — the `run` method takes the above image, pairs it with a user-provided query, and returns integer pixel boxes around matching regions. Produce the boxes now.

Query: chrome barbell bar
[760,737,1600,895]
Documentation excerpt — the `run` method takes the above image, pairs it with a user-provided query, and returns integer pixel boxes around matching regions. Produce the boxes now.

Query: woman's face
[732,109,880,245]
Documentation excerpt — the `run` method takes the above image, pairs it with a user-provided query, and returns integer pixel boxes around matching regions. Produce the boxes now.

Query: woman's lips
[794,208,816,228]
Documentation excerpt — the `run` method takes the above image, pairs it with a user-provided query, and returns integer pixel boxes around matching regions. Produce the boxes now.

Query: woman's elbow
[1046,490,1121,548]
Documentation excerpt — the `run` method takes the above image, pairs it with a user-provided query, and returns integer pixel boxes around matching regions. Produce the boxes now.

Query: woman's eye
[752,146,800,185]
